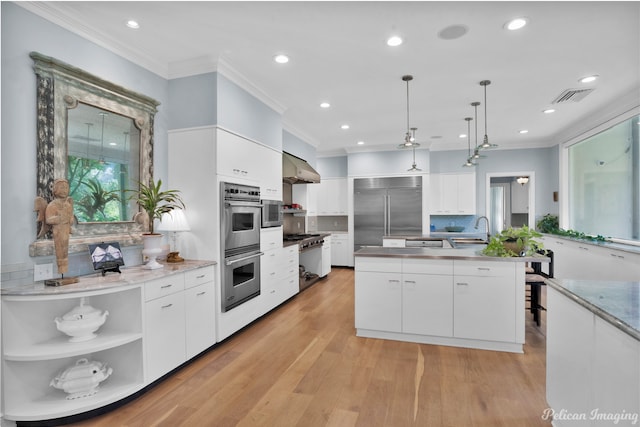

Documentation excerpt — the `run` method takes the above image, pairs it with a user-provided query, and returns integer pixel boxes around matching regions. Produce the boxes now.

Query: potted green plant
[481,225,544,257]
[129,179,185,269]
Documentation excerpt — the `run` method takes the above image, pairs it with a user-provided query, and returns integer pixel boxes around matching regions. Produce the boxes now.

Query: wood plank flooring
[66,267,551,427]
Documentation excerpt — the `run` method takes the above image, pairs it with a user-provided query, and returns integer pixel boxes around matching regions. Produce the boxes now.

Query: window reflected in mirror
[67,103,140,222]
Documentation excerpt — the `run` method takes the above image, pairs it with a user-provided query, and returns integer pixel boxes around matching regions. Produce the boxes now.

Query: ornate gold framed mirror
[29,52,160,257]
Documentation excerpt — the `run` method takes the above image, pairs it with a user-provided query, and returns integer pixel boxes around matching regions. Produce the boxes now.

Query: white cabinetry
[316,178,348,215]
[331,233,350,266]
[355,256,524,352]
[321,235,332,277]
[292,183,318,215]
[402,259,454,337]
[184,267,216,359]
[355,258,402,333]
[144,274,186,382]
[547,286,640,426]
[453,261,516,343]
[216,129,281,200]
[2,287,144,421]
[542,236,640,281]
[261,228,299,315]
[430,173,476,214]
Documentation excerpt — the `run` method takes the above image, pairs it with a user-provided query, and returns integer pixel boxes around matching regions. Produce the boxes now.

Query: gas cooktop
[283,233,321,241]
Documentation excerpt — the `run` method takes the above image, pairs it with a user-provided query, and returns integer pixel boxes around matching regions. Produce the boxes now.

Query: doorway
[486,172,535,234]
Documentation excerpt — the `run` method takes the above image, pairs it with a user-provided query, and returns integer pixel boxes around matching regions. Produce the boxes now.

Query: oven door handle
[225,251,264,266]
[225,201,263,208]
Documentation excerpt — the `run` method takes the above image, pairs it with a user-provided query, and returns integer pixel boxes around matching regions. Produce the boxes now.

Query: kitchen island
[545,278,639,426]
[354,246,548,353]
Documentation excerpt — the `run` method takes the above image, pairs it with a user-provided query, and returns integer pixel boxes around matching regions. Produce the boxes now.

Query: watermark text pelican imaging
[542,408,639,425]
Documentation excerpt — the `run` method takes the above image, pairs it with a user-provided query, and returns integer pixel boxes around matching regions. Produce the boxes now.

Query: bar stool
[525,250,554,326]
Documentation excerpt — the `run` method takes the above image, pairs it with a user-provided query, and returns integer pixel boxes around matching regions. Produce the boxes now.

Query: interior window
[568,115,639,241]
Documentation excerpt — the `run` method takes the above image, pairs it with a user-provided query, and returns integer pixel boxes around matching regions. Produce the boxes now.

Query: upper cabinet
[316,178,348,215]
[430,173,476,215]
[216,129,282,200]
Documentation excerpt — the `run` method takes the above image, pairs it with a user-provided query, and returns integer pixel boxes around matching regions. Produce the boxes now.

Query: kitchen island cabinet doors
[453,261,519,343]
[355,256,525,353]
[355,257,402,333]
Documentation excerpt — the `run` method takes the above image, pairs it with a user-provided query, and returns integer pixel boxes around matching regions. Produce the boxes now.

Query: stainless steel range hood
[282,152,321,184]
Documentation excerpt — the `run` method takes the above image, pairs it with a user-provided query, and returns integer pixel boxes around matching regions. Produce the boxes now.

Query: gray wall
[1,3,169,284]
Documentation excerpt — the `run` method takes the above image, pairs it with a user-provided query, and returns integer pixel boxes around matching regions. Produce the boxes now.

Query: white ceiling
[22,1,640,156]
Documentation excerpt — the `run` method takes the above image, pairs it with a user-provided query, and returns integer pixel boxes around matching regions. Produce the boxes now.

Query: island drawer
[454,261,514,277]
[355,257,401,273]
[402,259,453,275]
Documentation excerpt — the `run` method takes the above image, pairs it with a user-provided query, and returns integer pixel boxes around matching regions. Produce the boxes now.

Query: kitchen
[2,2,640,426]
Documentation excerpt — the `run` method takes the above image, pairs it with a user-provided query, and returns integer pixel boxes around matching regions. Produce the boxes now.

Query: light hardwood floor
[67,267,552,427]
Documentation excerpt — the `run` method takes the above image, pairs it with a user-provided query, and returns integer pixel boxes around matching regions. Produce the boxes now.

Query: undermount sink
[449,237,488,247]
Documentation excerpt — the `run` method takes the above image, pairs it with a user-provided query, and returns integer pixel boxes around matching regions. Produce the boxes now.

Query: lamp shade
[158,210,190,232]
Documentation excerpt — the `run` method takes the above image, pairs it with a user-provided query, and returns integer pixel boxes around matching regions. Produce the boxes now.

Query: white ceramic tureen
[50,358,113,399]
[54,297,109,342]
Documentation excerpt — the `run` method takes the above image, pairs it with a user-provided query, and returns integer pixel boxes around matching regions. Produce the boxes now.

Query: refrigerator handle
[386,194,391,234]
[383,194,387,236]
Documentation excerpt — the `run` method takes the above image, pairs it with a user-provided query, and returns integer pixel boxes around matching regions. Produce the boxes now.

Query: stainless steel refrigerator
[354,176,423,251]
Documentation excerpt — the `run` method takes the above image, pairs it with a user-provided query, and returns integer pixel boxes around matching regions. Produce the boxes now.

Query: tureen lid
[61,298,102,321]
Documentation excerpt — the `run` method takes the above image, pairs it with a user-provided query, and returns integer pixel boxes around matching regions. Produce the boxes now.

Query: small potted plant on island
[481,225,544,257]
[130,179,185,269]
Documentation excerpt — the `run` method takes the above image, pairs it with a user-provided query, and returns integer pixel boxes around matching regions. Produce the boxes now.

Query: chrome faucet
[475,216,490,242]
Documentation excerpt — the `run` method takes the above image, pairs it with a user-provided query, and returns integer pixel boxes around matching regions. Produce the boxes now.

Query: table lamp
[158,210,190,263]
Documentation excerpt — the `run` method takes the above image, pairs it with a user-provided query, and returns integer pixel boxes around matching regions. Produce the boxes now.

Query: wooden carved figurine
[45,179,74,275]
[34,196,50,239]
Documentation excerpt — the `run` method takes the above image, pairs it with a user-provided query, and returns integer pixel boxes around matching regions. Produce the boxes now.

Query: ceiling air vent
[551,88,594,104]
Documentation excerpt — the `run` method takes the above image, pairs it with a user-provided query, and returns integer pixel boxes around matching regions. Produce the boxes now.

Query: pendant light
[396,75,421,171]
[479,80,497,149]
[471,102,486,160]
[462,117,476,167]
[407,127,421,171]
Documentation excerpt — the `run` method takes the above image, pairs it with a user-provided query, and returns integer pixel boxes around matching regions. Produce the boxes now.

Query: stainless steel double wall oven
[221,182,263,312]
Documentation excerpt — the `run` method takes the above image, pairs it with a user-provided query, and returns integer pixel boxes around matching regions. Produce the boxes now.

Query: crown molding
[17,2,169,78]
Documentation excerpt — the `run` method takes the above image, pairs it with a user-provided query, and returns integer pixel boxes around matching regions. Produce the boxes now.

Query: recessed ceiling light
[579,75,598,83]
[341,124,350,130]
[126,20,140,29]
[357,141,365,145]
[459,134,467,138]
[519,129,529,134]
[505,17,528,31]
[387,35,403,47]
[274,54,289,64]
[109,142,117,146]
[543,108,556,114]
[320,102,330,109]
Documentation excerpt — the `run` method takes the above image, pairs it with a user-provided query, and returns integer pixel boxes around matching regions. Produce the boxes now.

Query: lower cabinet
[453,261,516,343]
[547,286,640,426]
[184,267,216,360]
[355,256,522,352]
[355,271,402,332]
[261,244,299,315]
[321,235,332,277]
[331,233,350,266]
[145,291,186,382]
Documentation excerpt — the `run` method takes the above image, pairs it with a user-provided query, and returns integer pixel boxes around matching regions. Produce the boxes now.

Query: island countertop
[1,259,217,296]
[355,246,549,263]
[545,278,640,341]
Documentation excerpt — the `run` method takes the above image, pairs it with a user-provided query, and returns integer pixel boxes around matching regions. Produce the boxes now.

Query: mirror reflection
[67,103,140,222]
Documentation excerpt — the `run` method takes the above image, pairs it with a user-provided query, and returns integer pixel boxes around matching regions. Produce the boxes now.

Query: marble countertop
[355,246,549,263]
[1,260,217,297]
[545,278,640,341]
